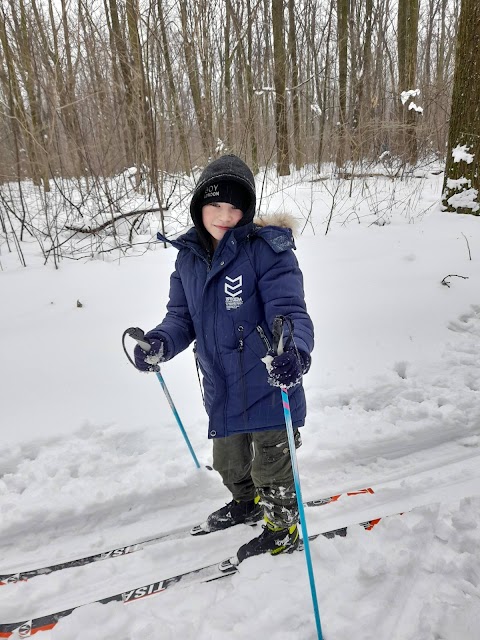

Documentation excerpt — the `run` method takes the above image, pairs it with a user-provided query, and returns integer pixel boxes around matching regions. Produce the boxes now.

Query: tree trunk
[246,0,259,173]
[272,0,290,175]
[288,0,301,169]
[60,0,83,177]
[228,0,258,171]
[156,0,191,174]
[397,0,419,164]
[0,7,40,184]
[317,0,334,170]
[336,0,348,169]
[16,0,50,188]
[180,1,212,160]
[224,2,234,150]
[354,0,373,162]
[107,0,136,166]
[442,0,480,215]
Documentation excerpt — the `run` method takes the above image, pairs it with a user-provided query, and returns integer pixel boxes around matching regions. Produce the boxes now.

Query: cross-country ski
[0,488,374,586]
[0,509,402,639]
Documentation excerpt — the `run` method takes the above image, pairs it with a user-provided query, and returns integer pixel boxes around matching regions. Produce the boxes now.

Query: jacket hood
[190,154,256,252]
[157,212,299,255]
[253,213,300,237]
[158,215,297,261]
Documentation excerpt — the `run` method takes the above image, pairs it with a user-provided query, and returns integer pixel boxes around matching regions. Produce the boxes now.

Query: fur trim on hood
[254,213,300,237]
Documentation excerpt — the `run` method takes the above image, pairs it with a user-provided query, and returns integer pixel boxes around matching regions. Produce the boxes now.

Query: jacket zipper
[238,325,248,427]
[256,325,272,352]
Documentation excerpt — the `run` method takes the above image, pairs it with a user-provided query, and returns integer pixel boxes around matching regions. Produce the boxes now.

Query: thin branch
[65,206,165,234]
[461,233,472,260]
[441,274,469,288]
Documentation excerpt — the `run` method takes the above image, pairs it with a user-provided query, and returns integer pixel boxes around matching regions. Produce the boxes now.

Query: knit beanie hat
[201,179,250,213]
[190,154,256,252]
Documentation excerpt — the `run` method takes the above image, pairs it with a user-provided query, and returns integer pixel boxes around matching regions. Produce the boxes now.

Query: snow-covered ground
[1,170,479,639]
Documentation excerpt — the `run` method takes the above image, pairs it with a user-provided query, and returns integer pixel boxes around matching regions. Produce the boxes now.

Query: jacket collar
[156,221,294,259]
[157,223,254,259]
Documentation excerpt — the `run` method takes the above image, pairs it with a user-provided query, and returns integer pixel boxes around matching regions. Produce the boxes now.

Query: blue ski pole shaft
[280,385,323,640]
[271,315,323,639]
[154,370,201,469]
[123,327,201,470]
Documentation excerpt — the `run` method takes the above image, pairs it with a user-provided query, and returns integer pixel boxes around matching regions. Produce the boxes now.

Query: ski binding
[218,556,239,572]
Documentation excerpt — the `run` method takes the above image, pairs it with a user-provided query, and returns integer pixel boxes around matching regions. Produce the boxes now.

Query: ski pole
[123,327,201,470]
[272,316,324,640]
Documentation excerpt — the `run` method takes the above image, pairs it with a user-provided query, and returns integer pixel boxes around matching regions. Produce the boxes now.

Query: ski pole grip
[272,316,285,356]
[125,327,151,352]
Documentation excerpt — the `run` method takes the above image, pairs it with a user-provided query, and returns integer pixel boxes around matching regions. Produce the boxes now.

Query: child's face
[202,202,243,247]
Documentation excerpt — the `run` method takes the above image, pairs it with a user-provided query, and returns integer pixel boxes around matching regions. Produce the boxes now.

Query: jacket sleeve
[145,263,196,359]
[253,242,314,356]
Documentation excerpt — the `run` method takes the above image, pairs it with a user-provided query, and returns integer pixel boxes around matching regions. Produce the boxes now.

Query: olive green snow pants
[212,428,302,528]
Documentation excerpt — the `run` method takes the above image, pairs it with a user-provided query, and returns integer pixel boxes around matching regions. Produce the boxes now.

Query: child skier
[134,154,314,563]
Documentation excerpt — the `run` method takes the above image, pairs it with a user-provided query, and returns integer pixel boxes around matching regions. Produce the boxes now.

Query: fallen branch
[441,274,469,288]
[66,207,165,235]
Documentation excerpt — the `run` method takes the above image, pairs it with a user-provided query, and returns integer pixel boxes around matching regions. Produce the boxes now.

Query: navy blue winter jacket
[149,219,314,439]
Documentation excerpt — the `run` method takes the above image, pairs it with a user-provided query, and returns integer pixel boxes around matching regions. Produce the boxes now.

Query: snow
[400,88,420,105]
[452,145,475,165]
[400,89,423,114]
[447,177,470,189]
[408,101,423,114]
[447,188,480,213]
[1,169,480,639]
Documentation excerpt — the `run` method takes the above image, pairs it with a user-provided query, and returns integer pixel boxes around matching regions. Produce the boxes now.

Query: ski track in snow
[1,307,479,637]
[1,209,480,638]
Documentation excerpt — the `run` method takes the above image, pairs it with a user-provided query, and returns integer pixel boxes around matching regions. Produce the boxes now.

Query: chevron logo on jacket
[225,275,243,309]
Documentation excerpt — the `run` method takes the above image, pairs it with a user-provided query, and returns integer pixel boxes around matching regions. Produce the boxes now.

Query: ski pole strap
[272,315,295,356]
[125,327,151,352]
[122,327,159,371]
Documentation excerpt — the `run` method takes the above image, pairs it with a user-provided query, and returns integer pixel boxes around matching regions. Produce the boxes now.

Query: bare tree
[0,0,461,186]
[224,1,234,151]
[180,1,213,160]
[397,0,420,164]
[336,0,348,169]
[442,0,479,215]
[272,0,290,175]
[288,0,301,169]
[156,0,191,174]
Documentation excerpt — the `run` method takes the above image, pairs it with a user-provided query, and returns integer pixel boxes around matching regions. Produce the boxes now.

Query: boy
[135,154,314,563]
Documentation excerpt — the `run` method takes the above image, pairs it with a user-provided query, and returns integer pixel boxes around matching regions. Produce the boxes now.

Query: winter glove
[263,349,311,389]
[134,334,167,372]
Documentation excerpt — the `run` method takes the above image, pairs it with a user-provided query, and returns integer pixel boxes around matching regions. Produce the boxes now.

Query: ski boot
[190,496,262,536]
[219,519,299,571]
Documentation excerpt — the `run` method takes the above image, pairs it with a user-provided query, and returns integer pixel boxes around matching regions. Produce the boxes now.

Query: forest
[0,0,478,267]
